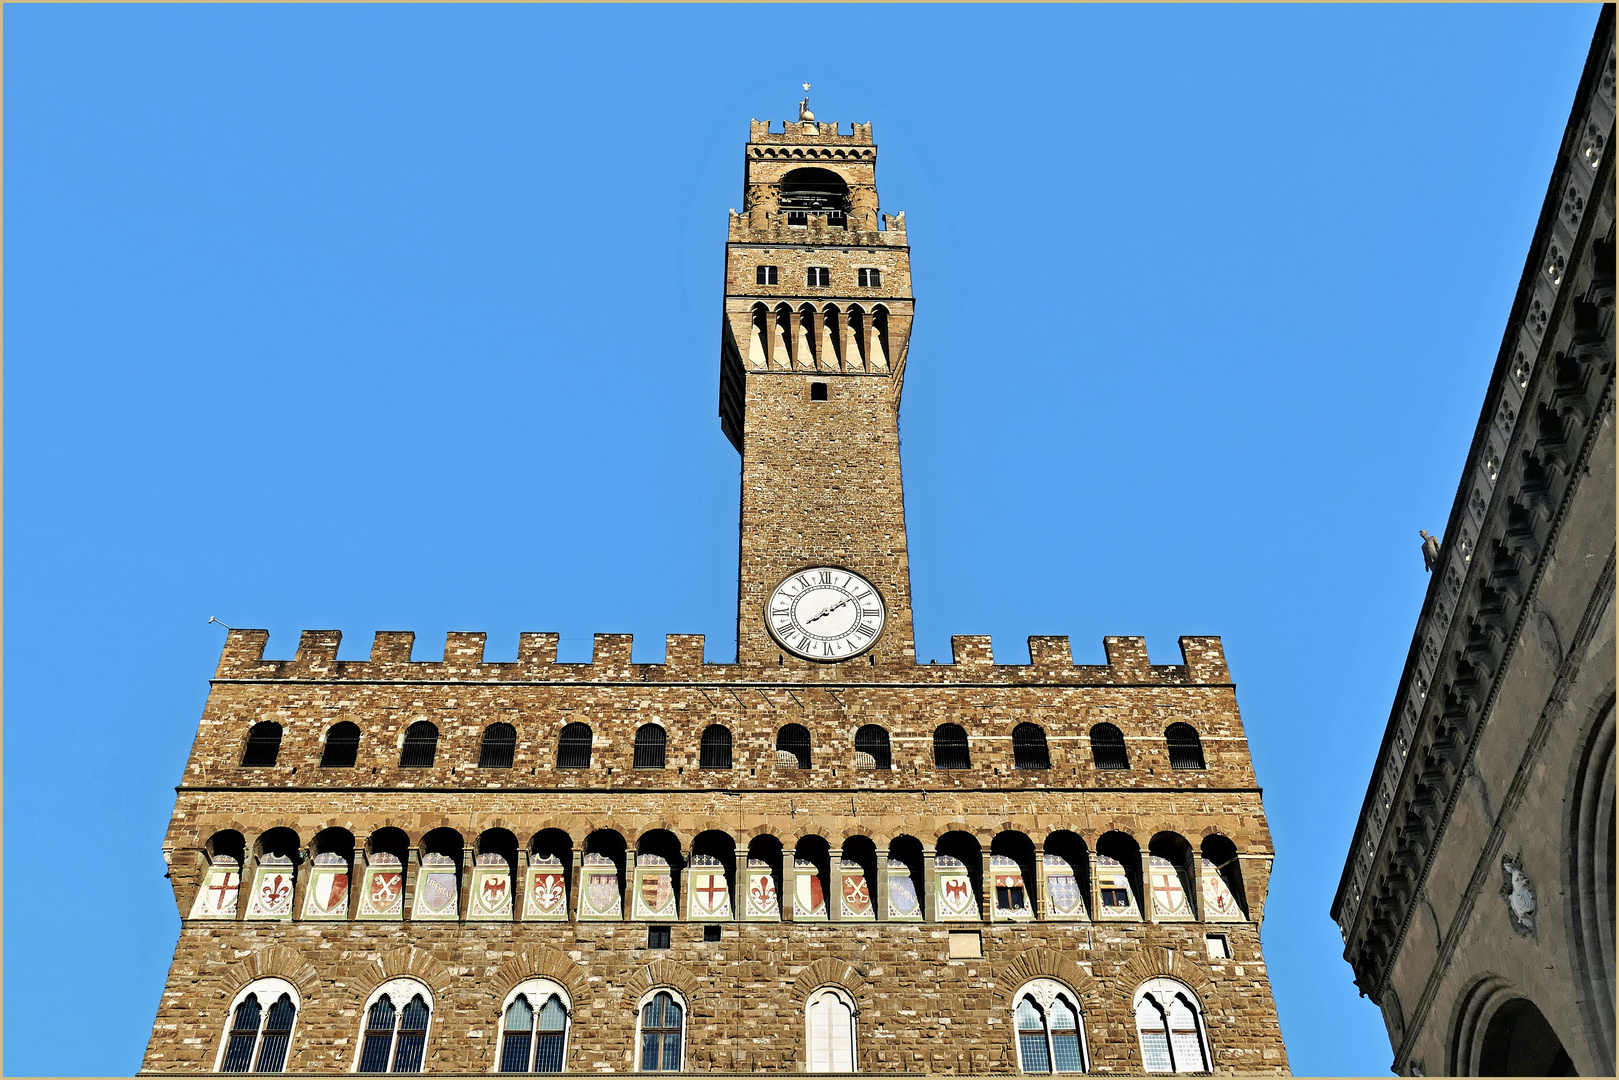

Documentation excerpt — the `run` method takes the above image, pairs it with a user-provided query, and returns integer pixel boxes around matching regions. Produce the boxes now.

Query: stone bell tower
[719,91,918,668]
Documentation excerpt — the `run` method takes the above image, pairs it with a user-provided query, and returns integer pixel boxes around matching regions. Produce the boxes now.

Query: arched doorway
[1478,998,1575,1075]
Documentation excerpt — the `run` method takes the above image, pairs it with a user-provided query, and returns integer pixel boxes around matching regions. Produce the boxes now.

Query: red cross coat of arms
[1151,870,1186,914]
[692,872,728,916]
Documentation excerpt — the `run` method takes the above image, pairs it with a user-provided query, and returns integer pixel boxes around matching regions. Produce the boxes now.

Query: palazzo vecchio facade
[142,104,1289,1076]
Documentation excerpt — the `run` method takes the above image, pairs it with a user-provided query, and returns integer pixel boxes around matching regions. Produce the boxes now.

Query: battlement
[726,209,906,244]
[749,118,874,144]
[213,629,1231,685]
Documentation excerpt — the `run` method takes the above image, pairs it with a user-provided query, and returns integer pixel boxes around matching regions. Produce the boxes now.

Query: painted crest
[468,855,513,920]
[839,859,872,918]
[745,859,779,920]
[1042,855,1082,918]
[413,853,459,920]
[1095,855,1140,919]
[189,857,240,919]
[1149,855,1194,919]
[632,855,677,920]
[580,853,622,919]
[687,855,731,919]
[359,853,404,919]
[245,855,295,919]
[1198,857,1243,921]
[794,858,826,918]
[935,854,978,920]
[525,856,568,921]
[301,854,350,920]
[886,860,921,919]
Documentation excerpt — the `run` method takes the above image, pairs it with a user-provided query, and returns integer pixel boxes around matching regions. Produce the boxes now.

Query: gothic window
[1013,724,1051,770]
[934,724,971,769]
[241,722,283,767]
[1014,980,1088,1074]
[398,722,438,768]
[498,980,570,1074]
[777,724,812,768]
[217,978,299,1073]
[557,723,592,769]
[1133,979,1209,1074]
[634,725,667,769]
[857,268,882,287]
[320,722,360,768]
[1090,724,1129,770]
[1165,724,1205,770]
[807,267,830,287]
[699,725,732,769]
[637,990,685,1072]
[479,723,517,769]
[756,265,778,285]
[854,725,891,770]
[358,980,433,1073]
[805,986,858,1072]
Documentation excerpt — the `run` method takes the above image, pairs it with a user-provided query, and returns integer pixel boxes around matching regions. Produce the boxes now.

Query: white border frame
[491,979,573,1074]
[350,977,435,1074]
[632,986,688,1073]
[1010,978,1089,1075]
[1131,977,1211,1074]
[213,977,301,1073]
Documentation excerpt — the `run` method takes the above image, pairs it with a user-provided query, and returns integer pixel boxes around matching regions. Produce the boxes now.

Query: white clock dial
[767,567,886,661]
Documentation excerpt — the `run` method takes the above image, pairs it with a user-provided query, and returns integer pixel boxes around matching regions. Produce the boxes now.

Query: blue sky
[4,4,1601,1075]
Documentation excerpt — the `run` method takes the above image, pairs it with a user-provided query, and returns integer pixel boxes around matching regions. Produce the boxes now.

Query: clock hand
[804,596,854,625]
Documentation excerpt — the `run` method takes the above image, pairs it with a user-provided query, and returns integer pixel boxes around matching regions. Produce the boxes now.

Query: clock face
[767,567,886,661]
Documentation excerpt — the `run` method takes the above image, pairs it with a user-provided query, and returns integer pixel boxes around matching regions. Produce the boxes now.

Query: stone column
[874,846,890,922]
[1084,846,1101,923]
[566,847,583,921]
[458,844,477,920]
[922,845,937,923]
[1033,844,1048,921]
[403,847,421,921]
[348,849,367,920]
[828,849,844,922]
[981,852,996,923]
[289,854,310,922]
[515,849,530,921]
[783,857,797,922]
[1140,852,1157,923]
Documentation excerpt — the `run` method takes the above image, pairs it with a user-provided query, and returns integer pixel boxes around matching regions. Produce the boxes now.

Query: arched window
[242,722,283,767]
[700,725,733,770]
[498,979,571,1074]
[479,723,517,769]
[1014,979,1088,1074]
[358,980,433,1073]
[399,722,438,769]
[806,985,858,1072]
[1090,724,1129,770]
[1165,724,1205,770]
[854,725,891,770]
[934,724,970,769]
[321,722,361,768]
[1133,979,1209,1074]
[217,978,299,1073]
[557,723,592,769]
[637,990,685,1072]
[777,724,811,769]
[1013,724,1051,770]
[634,725,667,769]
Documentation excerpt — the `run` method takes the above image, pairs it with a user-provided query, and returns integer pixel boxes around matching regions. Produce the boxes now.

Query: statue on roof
[799,83,815,123]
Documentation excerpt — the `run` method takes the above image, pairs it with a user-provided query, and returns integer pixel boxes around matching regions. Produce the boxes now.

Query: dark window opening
[807,267,830,287]
[241,722,283,768]
[787,210,808,227]
[1102,887,1131,907]
[995,885,1026,911]
[634,725,667,769]
[779,167,851,227]
[703,924,721,943]
[557,723,593,769]
[321,722,361,768]
[399,722,439,768]
[699,725,732,769]
[479,723,517,769]
[1166,723,1206,769]
[858,268,882,287]
[756,264,778,285]
[810,382,828,401]
[777,724,811,769]
[648,925,671,949]
[934,724,971,769]
[854,724,892,769]
[1013,723,1051,770]
[1090,723,1129,770]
